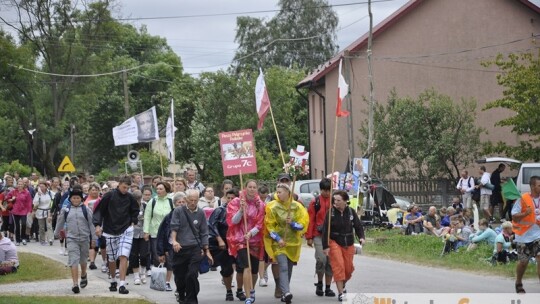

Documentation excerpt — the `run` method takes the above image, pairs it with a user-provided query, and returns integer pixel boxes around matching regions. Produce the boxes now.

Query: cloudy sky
[115,0,409,75]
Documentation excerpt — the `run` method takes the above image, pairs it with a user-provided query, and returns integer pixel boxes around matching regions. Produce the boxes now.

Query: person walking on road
[264,183,309,304]
[322,190,365,302]
[93,176,139,295]
[54,188,96,294]
[170,189,213,304]
[306,178,336,297]
[512,175,540,294]
[6,180,32,246]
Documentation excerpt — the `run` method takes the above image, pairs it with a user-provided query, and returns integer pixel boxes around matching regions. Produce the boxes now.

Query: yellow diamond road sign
[58,156,76,173]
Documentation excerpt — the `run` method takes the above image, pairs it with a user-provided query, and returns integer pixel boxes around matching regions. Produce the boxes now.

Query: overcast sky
[114,0,410,75]
[2,0,539,75]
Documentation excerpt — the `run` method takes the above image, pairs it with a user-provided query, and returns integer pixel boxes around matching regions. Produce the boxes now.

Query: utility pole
[367,0,375,174]
[70,124,75,161]
[123,69,130,119]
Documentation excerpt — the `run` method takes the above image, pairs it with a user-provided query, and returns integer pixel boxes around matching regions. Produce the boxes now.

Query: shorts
[490,191,503,207]
[103,226,134,262]
[67,240,90,267]
[236,248,259,274]
[516,239,540,262]
[480,194,491,210]
[95,236,106,250]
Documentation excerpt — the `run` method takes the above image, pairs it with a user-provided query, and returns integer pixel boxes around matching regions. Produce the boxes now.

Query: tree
[482,51,540,161]
[360,89,484,180]
[0,0,120,176]
[233,0,338,73]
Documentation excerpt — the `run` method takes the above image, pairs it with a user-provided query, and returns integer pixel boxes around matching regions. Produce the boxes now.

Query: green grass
[0,296,151,304]
[363,228,538,279]
[0,252,70,284]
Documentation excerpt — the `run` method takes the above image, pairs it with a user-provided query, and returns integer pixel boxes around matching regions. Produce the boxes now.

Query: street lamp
[28,123,36,170]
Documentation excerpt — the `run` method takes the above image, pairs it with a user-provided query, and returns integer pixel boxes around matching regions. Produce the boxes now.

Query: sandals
[80,274,88,288]
[515,283,526,294]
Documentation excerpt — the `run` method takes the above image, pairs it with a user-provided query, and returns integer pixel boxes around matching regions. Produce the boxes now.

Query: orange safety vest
[512,193,537,235]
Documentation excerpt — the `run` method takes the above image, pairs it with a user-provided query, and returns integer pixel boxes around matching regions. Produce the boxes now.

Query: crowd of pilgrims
[0,170,365,303]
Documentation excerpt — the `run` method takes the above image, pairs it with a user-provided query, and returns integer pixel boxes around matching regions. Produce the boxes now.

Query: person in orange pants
[322,190,365,302]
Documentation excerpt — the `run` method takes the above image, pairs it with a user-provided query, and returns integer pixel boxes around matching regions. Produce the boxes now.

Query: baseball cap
[277,173,291,182]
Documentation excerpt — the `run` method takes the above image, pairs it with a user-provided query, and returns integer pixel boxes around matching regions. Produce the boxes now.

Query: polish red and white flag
[255,68,271,130]
[336,58,350,117]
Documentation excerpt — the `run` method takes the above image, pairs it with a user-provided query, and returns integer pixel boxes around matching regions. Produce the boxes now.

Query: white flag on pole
[165,99,177,162]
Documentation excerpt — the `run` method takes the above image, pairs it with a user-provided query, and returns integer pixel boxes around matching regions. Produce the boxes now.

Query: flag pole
[269,104,286,167]
[171,99,176,181]
[327,116,339,244]
[158,140,165,177]
[239,171,253,298]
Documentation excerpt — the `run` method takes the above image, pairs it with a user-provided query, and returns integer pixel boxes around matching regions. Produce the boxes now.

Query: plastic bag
[199,255,210,274]
[150,264,167,291]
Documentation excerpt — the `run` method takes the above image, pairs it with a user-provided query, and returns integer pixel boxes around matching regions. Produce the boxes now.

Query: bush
[0,160,36,178]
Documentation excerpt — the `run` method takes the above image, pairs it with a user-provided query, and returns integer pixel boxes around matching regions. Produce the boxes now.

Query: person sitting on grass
[441,207,456,227]
[404,204,423,235]
[451,197,464,214]
[423,206,450,237]
[467,218,496,251]
[55,188,96,294]
[492,221,516,264]
[0,232,18,275]
[454,215,473,250]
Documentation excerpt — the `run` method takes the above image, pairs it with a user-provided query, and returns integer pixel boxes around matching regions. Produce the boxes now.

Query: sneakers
[259,278,268,287]
[236,290,247,301]
[225,291,234,301]
[146,269,152,276]
[315,282,324,296]
[281,292,293,303]
[325,288,336,297]
[250,290,256,302]
[134,278,141,285]
[80,274,88,288]
[119,285,129,294]
[140,274,147,284]
[49,240,53,246]
[245,298,255,304]
[115,269,120,278]
[165,282,173,291]
[89,262,97,270]
[22,239,27,245]
[109,282,118,292]
[274,286,282,298]
[15,242,20,246]
[101,264,108,273]
[72,285,80,294]
[338,293,347,302]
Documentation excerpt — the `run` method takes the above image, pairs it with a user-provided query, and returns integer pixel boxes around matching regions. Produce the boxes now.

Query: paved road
[5,241,539,303]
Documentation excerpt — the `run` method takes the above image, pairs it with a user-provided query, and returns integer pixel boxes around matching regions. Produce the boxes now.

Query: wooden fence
[381,178,460,209]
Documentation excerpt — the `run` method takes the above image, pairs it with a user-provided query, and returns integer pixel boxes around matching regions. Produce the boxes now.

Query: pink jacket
[226,191,265,258]
[6,189,32,216]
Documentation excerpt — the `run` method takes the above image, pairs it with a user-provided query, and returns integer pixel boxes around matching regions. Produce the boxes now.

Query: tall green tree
[233,0,338,73]
[482,51,540,161]
[360,89,484,180]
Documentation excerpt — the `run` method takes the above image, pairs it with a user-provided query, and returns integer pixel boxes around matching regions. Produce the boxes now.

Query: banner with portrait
[112,106,159,146]
[219,129,257,176]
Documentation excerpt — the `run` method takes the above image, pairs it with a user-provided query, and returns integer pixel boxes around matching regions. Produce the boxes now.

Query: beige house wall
[307,0,540,178]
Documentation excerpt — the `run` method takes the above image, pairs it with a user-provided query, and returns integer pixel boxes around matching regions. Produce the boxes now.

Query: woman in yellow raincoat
[264,183,309,304]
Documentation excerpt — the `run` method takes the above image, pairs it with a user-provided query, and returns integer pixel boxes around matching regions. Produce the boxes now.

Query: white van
[476,157,540,194]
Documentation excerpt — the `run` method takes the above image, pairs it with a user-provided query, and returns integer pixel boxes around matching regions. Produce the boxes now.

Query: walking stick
[240,171,253,297]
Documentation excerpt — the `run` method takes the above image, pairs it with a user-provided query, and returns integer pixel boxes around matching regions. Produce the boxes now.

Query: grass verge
[0,252,69,284]
[363,228,538,279]
[0,296,151,304]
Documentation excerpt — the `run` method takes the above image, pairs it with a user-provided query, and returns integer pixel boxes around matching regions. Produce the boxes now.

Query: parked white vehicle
[476,157,540,194]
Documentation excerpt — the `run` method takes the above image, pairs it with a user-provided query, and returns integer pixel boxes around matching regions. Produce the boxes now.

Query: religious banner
[219,129,257,176]
[112,106,159,146]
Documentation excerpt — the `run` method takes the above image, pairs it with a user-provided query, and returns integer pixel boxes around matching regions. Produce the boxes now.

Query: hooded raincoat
[264,197,309,262]
[226,191,265,259]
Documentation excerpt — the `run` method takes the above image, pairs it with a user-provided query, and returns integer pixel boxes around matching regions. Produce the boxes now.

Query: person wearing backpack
[32,181,55,246]
[305,178,336,298]
[143,182,174,292]
[322,190,366,303]
[54,188,96,294]
[456,170,475,210]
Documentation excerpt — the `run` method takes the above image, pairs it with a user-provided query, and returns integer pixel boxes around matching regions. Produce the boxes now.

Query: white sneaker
[140,274,147,284]
[64,250,68,256]
[59,249,65,255]
[259,279,268,287]
[134,278,141,285]
[101,264,107,273]
[146,269,152,276]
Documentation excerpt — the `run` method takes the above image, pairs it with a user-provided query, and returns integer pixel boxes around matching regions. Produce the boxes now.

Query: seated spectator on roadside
[451,197,464,214]
[404,205,423,235]
[467,219,497,251]
[0,232,19,275]
[442,219,461,254]
[462,208,474,228]
[423,206,450,237]
[439,207,447,219]
[453,215,473,250]
[492,221,516,264]
[441,207,456,227]
[388,203,406,227]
